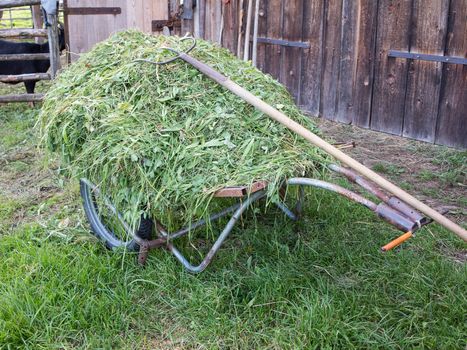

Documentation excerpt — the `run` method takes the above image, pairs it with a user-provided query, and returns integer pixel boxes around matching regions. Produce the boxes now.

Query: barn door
[63,0,171,61]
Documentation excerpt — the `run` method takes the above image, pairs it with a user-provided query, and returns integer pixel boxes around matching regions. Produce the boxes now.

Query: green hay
[39,30,330,231]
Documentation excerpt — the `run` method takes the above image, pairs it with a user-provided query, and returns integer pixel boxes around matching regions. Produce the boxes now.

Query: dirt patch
[314,117,466,225]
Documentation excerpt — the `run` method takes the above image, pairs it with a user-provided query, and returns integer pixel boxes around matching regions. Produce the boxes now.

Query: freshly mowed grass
[1,103,466,349]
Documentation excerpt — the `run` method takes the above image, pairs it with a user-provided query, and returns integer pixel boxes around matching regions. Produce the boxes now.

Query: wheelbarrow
[78,35,465,272]
[80,163,436,273]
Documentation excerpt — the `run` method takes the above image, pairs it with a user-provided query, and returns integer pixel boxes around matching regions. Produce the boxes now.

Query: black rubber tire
[80,179,153,251]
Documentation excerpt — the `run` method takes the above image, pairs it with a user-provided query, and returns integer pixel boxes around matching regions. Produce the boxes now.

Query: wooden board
[299,0,324,115]
[127,0,168,33]
[221,0,238,54]
[402,0,449,142]
[66,0,128,59]
[336,0,358,123]
[320,0,343,121]
[255,0,267,72]
[435,0,467,148]
[66,0,168,60]
[264,0,282,79]
[370,0,413,135]
[351,0,379,128]
[280,0,303,101]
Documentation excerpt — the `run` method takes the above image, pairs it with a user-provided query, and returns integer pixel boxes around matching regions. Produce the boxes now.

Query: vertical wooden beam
[299,0,324,115]
[182,0,194,35]
[402,0,449,142]
[336,0,358,123]
[280,0,303,101]
[370,0,412,135]
[256,0,267,72]
[46,13,60,78]
[264,0,282,80]
[221,0,237,54]
[435,0,466,148]
[320,0,343,121]
[31,4,44,44]
[198,0,206,39]
[351,0,379,128]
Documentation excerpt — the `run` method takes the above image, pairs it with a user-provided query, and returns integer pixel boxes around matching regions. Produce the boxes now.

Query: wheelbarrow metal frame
[80,163,434,273]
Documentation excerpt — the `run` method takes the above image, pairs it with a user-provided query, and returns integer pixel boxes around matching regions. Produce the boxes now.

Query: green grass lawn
[0,95,466,349]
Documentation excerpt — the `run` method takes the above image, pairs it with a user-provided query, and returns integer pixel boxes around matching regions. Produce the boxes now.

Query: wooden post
[46,13,60,78]
[31,4,44,44]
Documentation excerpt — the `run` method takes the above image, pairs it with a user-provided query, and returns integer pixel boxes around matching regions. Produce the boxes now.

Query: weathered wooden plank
[0,93,44,102]
[181,0,194,35]
[320,0,343,121]
[256,0,267,72]
[204,0,212,41]
[0,28,47,38]
[435,0,467,148]
[198,0,206,39]
[299,0,324,115]
[204,0,222,43]
[351,0,379,128]
[280,0,303,101]
[46,13,60,78]
[0,0,40,9]
[264,0,282,80]
[402,0,449,142]
[221,0,237,54]
[0,73,50,82]
[0,53,50,61]
[32,4,45,44]
[67,0,127,60]
[336,0,358,123]
[370,0,412,135]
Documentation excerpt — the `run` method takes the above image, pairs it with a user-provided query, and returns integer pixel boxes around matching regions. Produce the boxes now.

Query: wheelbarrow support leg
[160,191,266,273]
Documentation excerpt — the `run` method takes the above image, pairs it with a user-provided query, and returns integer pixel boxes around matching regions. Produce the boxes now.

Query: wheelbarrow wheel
[80,179,153,252]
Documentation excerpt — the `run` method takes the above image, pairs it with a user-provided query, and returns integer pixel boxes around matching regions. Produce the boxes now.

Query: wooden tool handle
[178,54,467,242]
[381,231,413,252]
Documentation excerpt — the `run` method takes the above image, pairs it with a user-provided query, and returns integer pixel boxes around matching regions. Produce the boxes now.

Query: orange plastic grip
[381,231,413,252]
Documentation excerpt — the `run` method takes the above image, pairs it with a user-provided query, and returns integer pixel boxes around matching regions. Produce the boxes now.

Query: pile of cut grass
[39,30,329,230]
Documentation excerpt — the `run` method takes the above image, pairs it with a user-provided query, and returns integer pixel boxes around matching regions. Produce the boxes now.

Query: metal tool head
[134,35,196,66]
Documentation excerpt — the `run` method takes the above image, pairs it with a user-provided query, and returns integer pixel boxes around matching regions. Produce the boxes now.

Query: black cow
[0,24,65,94]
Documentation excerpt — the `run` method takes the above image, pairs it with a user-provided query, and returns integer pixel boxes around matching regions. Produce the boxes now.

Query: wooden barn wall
[64,0,170,56]
[193,0,466,149]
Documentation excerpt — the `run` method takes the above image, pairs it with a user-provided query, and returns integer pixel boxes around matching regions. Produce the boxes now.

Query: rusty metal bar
[160,190,267,273]
[286,178,378,211]
[157,202,243,241]
[329,164,390,203]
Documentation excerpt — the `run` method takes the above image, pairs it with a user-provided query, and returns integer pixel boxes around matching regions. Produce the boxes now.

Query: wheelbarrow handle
[381,231,413,252]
